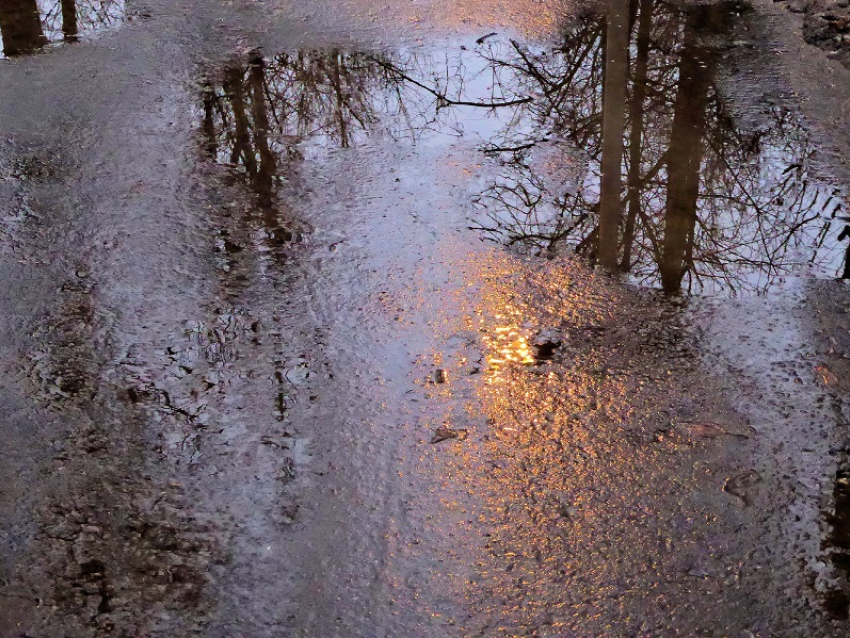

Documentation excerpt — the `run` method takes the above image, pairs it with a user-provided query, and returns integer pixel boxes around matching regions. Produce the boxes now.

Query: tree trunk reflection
[61,0,79,43]
[0,0,47,56]
[659,11,713,293]
[597,0,630,271]
[247,51,285,237]
[621,0,653,272]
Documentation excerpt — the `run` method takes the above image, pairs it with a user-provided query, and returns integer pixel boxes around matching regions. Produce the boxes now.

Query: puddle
[197,0,849,296]
[187,7,850,624]
[0,0,125,59]
[3,0,848,632]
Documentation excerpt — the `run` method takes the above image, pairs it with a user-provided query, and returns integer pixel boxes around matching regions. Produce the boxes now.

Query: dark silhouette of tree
[597,0,630,270]
[60,0,78,42]
[198,49,406,247]
[461,0,847,294]
[0,0,123,56]
[823,466,850,619]
[0,0,47,56]
[658,8,715,293]
[621,0,653,270]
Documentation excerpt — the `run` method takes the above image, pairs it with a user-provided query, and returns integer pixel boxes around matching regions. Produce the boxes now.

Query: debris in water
[281,504,299,525]
[723,470,760,503]
[434,369,447,384]
[678,421,751,441]
[531,328,561,362]
[431,425,468,444]
[475,32,498,45]
[277,457,296,481]
[815,363,839,386]
[261,435,291,449]
[533,340,560,362]
[558,504,578,519]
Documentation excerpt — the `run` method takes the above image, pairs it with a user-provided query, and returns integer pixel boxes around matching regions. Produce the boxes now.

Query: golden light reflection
[483,320,536,377]
[419,246,756,635]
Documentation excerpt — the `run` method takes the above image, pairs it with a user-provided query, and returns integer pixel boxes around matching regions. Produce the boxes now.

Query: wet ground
[774,0,850,69]
[2,0,850,636]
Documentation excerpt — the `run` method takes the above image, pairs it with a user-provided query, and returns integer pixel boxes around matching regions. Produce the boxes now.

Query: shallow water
[2,0,850,635]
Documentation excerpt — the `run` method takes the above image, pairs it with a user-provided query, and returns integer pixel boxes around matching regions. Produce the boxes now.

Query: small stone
[558,504,578,518]
[281,504,299,524]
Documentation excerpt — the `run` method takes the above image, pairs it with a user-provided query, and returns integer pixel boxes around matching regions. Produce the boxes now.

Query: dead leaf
[723,469,760,503]
[815,364,838,386]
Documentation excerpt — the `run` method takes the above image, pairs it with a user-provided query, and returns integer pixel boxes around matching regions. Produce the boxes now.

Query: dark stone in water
[534,341,560,362]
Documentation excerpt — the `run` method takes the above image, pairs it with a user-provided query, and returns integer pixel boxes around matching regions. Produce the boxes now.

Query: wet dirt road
[2,0,850,636]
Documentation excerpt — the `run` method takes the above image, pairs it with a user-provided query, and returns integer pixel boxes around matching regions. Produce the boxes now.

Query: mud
[775,0,850,68]
[1,0,850,636]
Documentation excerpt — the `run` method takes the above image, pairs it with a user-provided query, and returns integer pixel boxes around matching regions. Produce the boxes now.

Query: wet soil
[2,0,850,637]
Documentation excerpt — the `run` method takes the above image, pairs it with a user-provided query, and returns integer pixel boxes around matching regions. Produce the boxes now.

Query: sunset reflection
[484,320,535,377]
[429,244,768,635]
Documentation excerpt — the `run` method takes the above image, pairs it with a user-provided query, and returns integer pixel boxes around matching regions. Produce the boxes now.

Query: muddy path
[1,0,850,636]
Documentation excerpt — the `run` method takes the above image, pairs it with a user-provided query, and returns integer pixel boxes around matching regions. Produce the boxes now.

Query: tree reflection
[0,0,46,55]
[598,0,630,270]
[199,47,459,246]
[0,0,123,57]
[824,466,850,619]
[201,49,390,246]
[658,3,717,292]
[197,1,848,294]
[467,0,847,293]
